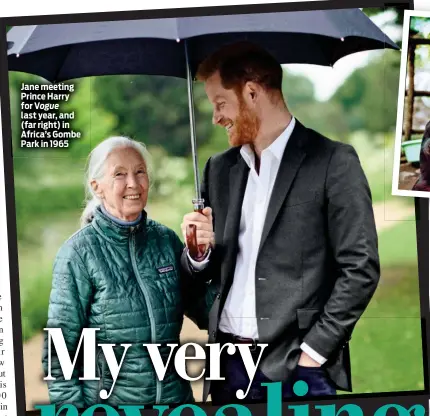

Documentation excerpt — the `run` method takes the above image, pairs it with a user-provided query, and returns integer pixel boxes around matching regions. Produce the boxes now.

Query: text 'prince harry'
[181,41,380,404]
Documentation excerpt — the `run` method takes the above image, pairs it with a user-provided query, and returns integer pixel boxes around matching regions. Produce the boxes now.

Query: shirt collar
[240,117,296,169]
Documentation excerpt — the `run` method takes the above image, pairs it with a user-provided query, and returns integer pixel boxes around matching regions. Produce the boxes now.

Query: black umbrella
[7,9,399,257]
[7,10,398,80]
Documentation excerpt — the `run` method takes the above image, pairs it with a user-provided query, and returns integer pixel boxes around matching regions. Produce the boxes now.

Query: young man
[181,42,380,404]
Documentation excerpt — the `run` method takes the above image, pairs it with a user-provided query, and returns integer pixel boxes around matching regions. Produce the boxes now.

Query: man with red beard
[181,42,380,404]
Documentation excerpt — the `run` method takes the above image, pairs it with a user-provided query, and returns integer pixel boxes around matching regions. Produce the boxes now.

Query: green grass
[21,272,52,342]
[350,131,415,206]
[378,215,417,268]
[338,217,423,394]
[344,266,423,393]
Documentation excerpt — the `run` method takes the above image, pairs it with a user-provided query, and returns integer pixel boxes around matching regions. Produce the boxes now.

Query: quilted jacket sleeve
[170,231,218,330]
[42,241,93,408]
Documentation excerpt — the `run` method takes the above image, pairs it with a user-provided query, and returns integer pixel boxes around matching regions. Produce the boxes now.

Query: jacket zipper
[129,227,162,404]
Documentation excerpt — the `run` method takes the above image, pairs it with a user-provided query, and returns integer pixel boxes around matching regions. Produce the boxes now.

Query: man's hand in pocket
[298,351,321,367]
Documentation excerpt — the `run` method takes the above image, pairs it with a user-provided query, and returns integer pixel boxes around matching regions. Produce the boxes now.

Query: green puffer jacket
[42,207,217,408]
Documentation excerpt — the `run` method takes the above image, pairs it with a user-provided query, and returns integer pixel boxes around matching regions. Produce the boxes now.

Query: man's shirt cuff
[300,342,327,365]
[187,248,211,271]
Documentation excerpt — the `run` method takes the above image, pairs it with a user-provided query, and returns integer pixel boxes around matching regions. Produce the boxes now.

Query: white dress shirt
[188,117,326,365]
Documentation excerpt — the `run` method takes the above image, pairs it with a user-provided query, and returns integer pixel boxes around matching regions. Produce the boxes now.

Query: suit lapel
[258,120,308,255]
[221,155,249,286]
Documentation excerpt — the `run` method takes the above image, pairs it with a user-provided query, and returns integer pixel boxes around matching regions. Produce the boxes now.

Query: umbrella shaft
[185,41,202,203]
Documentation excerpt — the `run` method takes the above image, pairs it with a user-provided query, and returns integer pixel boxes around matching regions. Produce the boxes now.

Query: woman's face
[92,146,149,222]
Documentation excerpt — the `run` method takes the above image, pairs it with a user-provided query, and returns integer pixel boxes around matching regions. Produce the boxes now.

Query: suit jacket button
[212,331,216,337]
[216,293,221,299]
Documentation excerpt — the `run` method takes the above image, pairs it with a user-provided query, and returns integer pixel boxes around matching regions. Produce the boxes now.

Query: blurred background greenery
[7,7,424,402]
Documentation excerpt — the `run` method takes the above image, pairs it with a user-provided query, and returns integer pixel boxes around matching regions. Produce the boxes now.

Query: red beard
[224,97,260,147]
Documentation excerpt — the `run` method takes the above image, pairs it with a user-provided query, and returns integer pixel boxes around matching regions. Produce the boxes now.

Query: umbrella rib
[176,19,181,41]
[15,25,38,55]
[51,45,71,82]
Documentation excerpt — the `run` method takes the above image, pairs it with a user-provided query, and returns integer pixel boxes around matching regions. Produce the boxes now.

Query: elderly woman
[42,136,216,407]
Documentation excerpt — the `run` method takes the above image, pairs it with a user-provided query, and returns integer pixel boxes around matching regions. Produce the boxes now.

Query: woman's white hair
[80,136,152,227]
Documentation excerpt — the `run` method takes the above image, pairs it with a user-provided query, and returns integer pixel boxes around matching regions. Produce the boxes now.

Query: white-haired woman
[42,136,216,408]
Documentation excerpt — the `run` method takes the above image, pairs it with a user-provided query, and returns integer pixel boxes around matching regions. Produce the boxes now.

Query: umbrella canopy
[7,8,399,82]
[6,8,399,259]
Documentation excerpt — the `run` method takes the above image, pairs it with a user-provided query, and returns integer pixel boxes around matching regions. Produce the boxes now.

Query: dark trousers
[210,345,336,405]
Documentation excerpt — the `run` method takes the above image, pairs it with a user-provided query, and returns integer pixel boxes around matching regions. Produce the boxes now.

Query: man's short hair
[196,41,283,93]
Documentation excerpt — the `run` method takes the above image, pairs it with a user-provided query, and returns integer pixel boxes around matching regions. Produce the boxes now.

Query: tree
[282,70,315,107]
[92,75,214,157]
[330,51,400,134]
[363,4,408,27]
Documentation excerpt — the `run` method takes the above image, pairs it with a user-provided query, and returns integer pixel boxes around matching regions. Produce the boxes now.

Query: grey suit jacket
[181,119,380,401]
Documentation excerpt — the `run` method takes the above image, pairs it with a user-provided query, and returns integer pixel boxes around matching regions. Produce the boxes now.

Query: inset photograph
[393,10,430,196]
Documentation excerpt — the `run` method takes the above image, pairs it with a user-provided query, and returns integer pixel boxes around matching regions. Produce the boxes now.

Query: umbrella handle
[186,199,207,261]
